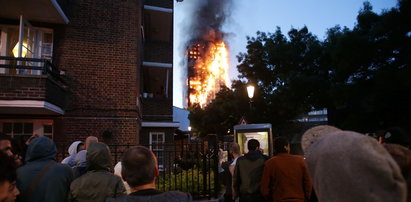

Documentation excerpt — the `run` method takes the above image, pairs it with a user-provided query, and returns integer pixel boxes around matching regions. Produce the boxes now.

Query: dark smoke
[187,0,233,43]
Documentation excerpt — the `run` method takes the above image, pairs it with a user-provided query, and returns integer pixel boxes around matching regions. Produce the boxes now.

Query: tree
[189,0,411,137]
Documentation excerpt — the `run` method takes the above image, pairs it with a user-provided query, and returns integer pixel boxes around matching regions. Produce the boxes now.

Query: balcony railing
[0,56,61,80]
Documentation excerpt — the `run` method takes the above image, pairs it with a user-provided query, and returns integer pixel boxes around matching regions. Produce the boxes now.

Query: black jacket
[105,189,192,202]
[232,150,268,200]
[17,137,74,202]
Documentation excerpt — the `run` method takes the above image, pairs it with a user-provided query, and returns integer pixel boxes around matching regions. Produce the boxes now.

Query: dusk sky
[173,0,398,108]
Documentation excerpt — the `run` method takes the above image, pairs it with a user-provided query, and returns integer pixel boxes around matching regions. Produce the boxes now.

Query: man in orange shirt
[260,137,312,202]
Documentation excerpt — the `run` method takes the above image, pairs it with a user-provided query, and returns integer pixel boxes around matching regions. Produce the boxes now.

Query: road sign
[238,116,248,125]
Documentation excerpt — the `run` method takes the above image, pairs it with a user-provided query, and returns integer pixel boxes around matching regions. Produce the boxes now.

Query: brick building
[0,0,177,151]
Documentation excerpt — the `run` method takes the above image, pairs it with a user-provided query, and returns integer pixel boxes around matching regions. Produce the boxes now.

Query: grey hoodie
[17,136,74,202]
[305,131,407,202]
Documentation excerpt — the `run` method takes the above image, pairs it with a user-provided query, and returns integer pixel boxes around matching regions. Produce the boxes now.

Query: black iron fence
[57,141,221,200]
[0,56,61,78]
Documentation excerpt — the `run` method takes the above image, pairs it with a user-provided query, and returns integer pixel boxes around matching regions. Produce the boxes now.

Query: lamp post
[247,84,255,116]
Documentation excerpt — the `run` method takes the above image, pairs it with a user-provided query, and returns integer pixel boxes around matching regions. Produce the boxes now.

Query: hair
[229,142,240,154]
[0,152,17,184]
[274,136,289,153]
[85,136,98,149]
[247,139,260,151]
[0,134,12,142]
[121,146,157,187]
[77,143,84,153]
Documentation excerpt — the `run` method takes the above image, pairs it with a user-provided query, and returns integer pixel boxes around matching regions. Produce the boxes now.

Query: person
[260,136,312,202]
[221,143,241,202]
[62,141,84,167]
[72,150,87,178]
[106,146,192,202]
[0,134,13,157]
[85,136,98,149]
[232,139,267,202]
[302,126,407,202]
[114,162,131,194]
[0,152,19,201]
[384,143,411,202]
[68,142,125,202]
[17,136,74,202]
[228,143,242,176]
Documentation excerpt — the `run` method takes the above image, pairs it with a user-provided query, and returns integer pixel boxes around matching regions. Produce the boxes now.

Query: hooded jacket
[62,141,83,167]
[68,142,126,202]
[17,136,74,202]
[105,189,192,202]
[232,150,268,200]
[305,131,407,202]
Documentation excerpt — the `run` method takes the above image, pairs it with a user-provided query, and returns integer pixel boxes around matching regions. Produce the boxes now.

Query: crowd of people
[221,125,410,202]
[0,135,193,202]
[1,124,410,202]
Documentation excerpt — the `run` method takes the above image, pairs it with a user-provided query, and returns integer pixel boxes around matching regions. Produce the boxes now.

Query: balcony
[0,56,66,115]
[0,0,69,24]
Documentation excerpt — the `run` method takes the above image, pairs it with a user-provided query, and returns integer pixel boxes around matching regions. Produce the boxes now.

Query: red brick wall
[142,98,172,121]
[0,75,66,108]
[52,0,143,145]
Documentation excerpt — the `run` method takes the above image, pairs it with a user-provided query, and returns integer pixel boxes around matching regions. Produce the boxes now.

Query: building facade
[0,0,176,151]
[140,0,179,157]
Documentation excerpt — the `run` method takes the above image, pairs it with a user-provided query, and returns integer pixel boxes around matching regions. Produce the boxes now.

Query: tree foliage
[188,0,411,137]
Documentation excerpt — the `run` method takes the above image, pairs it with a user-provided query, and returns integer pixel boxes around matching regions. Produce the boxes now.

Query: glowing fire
[188,41,230,108]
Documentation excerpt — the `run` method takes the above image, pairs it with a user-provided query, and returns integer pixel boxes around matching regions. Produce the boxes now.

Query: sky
[173,0,398,108]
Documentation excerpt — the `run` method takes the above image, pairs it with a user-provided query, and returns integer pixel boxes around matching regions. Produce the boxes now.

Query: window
[149,132,165,169]
[0,24,53,75]
[43,125,53,139]
[142,65,170,98]
[2,122,33,141]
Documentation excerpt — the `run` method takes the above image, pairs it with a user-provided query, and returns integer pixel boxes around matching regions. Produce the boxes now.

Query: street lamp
[247,84,255,113]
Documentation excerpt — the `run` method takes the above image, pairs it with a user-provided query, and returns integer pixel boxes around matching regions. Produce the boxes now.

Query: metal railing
[57,142,221,200]
[0,56,60,78]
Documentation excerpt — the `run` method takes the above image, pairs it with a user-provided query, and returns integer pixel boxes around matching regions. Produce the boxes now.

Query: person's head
[0,152,18,201]
[86,142,112,171]
[228,142,240,155]
[121,146,158,188]
[85,136,98,149]
[306,131,407,201]
[67,141,84,157]
[301,125,342,153]
[274,136,290,154]
[384,143,411,179]
[247,139,260,152]
[25,136,57,162]
[0,135,13,157]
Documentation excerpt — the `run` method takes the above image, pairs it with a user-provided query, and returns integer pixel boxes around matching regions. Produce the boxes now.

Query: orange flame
[189,41,230,108]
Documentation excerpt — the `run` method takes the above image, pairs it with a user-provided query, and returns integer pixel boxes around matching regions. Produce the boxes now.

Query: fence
[57,140,221,200]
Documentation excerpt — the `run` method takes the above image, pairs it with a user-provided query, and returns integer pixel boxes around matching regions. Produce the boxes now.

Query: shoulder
[162,191,193,201]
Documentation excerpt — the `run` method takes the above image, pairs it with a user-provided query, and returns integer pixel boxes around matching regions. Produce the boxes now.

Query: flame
[188,41,230,108]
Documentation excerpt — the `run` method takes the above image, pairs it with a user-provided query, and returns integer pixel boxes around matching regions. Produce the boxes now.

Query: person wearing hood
[16,136,74,202]
[72,150,87,179]
[232,139,268,202]
[302,125,407,202]
[62,141,84,167]
[68,142,125,202]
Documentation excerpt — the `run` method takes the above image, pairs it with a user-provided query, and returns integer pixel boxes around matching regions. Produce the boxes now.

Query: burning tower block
[187,40,230,108]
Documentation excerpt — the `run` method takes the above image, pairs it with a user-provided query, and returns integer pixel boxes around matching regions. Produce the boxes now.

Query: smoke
[187,0,233,42]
